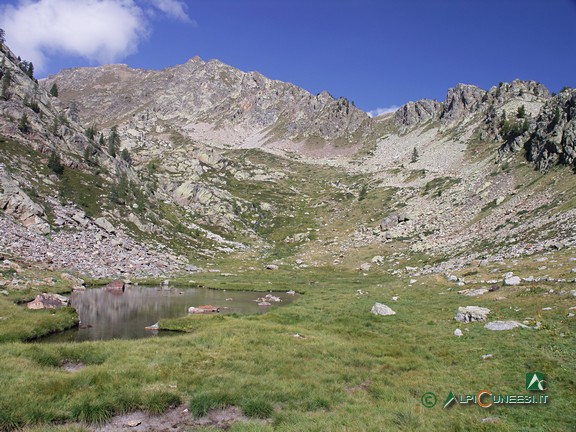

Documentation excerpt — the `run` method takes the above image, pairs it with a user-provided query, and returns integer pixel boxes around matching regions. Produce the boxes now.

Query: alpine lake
[39,284,298,342]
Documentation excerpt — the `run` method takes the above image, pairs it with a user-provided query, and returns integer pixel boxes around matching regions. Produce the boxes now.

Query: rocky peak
[394,99,442,127]
[440,83,486,124]
[44,57,371,154]
[487,79,550,103]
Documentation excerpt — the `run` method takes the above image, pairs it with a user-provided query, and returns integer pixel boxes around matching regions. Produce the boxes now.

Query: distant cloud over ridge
[366,105,400,118]
[0,0,193,72]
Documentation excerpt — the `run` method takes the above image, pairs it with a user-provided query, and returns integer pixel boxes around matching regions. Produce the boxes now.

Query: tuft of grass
[144,391,181,414]
[70,398,115,424]
[240,399,274,419]
[189,391,235,417]
[392,410,422,431]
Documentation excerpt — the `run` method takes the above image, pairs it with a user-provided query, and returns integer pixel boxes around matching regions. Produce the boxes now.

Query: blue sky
[1,0,575,115]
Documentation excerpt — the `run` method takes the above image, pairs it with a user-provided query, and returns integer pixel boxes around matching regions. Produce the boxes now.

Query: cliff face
[525,89,576,171]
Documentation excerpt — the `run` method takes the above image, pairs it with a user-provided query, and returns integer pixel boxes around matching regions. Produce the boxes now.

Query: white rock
[360,263,371,272]
[371,303,396,316]
[454,329,463,337]
[392,296,399,301]
[481,354,494,360]
[504,276,521,286]
[484,321,529,331]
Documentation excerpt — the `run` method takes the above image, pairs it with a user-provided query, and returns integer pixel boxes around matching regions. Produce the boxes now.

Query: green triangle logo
[443,391,457,408]
[526,373,545,391]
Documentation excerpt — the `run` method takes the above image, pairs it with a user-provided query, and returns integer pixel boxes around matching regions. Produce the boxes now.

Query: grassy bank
[0,261,80,342]
[1,263,575,431]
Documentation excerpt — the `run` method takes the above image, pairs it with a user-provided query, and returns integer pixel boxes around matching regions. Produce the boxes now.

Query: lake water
[40,285,296,342]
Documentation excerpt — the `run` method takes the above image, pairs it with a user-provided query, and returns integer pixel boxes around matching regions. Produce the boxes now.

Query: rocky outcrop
[440,84,486,124]
[0,166,50,235]
[524,89,576,171]
[488,80,550,106]
[394,99,441,127]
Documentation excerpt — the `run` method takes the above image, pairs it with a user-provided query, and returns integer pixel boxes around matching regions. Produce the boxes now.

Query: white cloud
[366,105,400,118]
[0,0,194,73]
[146,0,192,23]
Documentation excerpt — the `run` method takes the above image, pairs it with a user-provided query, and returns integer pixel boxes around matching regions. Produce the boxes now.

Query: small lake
[40,285,297,342]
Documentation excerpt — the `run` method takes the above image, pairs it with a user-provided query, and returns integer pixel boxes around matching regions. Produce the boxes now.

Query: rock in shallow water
[188,305,219,314]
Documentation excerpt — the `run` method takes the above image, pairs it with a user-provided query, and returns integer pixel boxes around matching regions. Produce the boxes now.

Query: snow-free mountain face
[43,58,373,158]
[1,37,575,277]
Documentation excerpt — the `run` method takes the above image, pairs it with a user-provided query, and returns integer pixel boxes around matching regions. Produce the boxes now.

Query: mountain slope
[0,41,574,277]
[44,58,373,158]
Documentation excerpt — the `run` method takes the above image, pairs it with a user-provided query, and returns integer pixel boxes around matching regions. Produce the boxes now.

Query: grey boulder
[454,306,490,323]
[371,303,396,316]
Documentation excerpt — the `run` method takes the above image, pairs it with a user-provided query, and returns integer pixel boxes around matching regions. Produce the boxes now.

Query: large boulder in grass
[27,293,69,309]
[454,306,490,323]
[484,321,529,331]
[371,303,396,316]
[504,273,521,286]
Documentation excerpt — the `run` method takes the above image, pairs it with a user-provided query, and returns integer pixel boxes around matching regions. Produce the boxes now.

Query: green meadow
[1,259,575,431]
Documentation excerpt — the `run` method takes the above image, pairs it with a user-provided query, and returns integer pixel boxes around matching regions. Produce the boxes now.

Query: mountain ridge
[0,38,575,279]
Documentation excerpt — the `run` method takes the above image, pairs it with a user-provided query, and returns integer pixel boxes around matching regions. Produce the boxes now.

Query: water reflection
[40,286,296,342]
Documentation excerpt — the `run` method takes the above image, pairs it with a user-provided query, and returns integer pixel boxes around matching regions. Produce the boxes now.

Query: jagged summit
[44,57,372,157]
[394,80,551,128]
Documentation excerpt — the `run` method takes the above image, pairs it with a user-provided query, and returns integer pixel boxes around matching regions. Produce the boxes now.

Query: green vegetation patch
[0,265,575,431]
[422,176,461,197]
